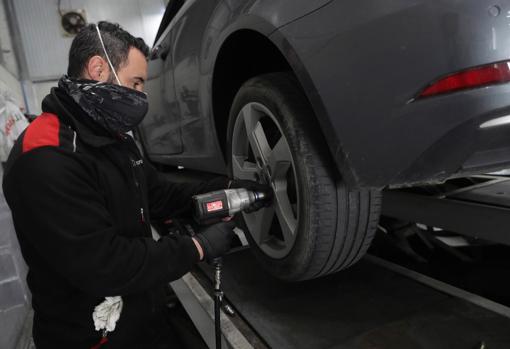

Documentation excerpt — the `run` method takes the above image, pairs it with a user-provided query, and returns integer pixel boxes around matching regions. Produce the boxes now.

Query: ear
[83,55,110,82]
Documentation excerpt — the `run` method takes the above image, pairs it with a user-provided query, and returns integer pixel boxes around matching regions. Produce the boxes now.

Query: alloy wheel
[231,102,300,259]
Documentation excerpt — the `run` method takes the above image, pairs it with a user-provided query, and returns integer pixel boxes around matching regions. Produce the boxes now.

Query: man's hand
[229,179,273,213]
[194,221,236,263]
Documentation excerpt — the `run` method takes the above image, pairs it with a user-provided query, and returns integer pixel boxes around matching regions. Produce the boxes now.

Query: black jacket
[2,88,228,348]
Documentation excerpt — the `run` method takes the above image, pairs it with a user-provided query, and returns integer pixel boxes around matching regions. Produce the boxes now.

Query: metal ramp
[170,174,510,349]
[172,248,510,349]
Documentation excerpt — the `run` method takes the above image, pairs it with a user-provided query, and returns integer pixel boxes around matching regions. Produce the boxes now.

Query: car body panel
[140,0,510,188]
[140,30,183,156]
[167,0,225,172]
[276,0,510,187]
[140,0,338,172]
[140,0,333,173]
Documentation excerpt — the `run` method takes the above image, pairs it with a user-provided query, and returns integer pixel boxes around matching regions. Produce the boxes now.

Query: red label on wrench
[206,200,223,212]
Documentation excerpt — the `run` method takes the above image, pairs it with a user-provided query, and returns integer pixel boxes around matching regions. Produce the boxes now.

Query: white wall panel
[13,0,166,81]
[0,65,23,107]
[32,80,57,114]
[0,0,19,78]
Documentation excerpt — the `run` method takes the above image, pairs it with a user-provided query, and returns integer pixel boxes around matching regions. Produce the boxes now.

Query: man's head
[67,21,149,92]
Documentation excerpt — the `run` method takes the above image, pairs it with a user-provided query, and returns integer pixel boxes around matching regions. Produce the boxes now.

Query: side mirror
[150,44,170,61]
[147,58,164,80]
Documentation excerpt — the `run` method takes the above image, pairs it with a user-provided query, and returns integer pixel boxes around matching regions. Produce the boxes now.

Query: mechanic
[2,21,266,349]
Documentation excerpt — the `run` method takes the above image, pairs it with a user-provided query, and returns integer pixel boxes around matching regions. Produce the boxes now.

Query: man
[2,21,264,348]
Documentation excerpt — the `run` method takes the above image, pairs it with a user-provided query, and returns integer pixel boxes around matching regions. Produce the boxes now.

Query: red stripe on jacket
[22,112,60,153]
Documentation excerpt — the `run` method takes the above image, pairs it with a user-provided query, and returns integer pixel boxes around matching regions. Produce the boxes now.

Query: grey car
[139,0,510,281]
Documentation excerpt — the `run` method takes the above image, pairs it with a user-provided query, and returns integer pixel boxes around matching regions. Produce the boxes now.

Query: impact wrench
[192,188,270,349]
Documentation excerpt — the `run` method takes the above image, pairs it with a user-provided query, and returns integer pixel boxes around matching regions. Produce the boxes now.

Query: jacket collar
[41,87,119,148]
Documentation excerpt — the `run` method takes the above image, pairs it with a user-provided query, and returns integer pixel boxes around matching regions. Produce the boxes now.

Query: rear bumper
[389,84,510,186]
[277,0,510,188]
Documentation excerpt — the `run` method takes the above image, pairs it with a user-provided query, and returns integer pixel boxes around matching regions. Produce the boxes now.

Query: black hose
[215,291,221,349]
[57,0,64,16]
[214,259,223,349]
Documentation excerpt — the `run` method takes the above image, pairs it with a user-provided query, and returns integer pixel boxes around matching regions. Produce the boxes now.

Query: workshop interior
[1,0,510,348]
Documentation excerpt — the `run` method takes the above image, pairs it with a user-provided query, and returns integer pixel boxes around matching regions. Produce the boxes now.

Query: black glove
[194,221,236,263]
[229,179,273,213]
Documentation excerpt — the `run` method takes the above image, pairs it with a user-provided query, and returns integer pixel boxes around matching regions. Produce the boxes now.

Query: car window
[153,0,186,45]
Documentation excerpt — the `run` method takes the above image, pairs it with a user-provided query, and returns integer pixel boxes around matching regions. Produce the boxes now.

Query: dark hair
[67,21,150,78]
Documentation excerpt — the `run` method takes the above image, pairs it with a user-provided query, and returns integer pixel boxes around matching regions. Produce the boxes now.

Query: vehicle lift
[169,174,510,349]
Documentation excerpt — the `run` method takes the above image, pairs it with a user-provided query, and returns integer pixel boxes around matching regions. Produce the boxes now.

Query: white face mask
[94,24,122,86]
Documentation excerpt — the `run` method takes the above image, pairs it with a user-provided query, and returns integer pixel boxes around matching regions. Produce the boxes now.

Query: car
[138,0,510,281]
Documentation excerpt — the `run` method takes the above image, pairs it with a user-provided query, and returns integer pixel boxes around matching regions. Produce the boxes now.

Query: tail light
[419,61,510,98]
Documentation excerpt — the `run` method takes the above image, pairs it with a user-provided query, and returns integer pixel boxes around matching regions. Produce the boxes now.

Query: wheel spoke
[272,136,292,163]
[245,206,275,244]
[242,104,258,136]
[232,155,258,181]
[269,136,292,180]
[249,122,272,167]
[274,188,297,243]
[272,160,291,182]
[242,104,271,167]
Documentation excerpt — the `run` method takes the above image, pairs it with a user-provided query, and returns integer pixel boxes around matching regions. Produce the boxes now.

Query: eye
[133,82,143,91]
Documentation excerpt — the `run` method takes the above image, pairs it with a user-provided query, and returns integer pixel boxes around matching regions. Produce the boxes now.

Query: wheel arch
[211,26,356,186]
[212,29,291,156]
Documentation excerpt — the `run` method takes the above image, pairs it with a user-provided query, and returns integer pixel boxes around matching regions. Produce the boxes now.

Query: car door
[170,0,222,161]
[138,10,183,156]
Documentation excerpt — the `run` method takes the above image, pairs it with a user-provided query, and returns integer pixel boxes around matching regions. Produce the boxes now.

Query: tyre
[226,72,381,281]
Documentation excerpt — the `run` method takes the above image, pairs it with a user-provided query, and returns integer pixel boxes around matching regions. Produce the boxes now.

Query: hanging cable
[57,0,64,17]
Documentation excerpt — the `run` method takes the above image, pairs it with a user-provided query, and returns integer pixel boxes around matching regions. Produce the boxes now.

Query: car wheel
[226,72,381,281]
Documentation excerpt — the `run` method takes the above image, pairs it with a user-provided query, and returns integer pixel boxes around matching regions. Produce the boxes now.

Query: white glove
[92,296,123,333]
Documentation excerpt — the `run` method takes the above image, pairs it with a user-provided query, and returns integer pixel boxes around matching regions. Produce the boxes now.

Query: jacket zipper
[120,141,159,314]
[131,164,145,225]
[125,141,149,229]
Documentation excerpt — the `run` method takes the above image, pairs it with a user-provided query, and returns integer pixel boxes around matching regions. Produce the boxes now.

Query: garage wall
[0,1,23,105]
[0,2,31,348]
[0,65,23,108]
[0,186,31,349]
[0,0,19,79]
[10,0,166,114]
